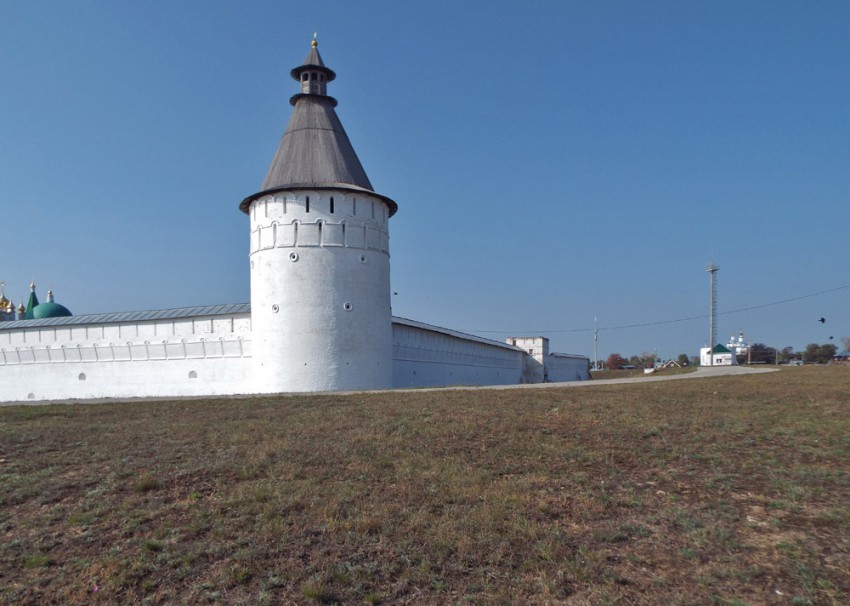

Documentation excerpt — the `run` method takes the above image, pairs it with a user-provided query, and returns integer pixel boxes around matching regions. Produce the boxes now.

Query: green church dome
[32,301,73,319]
[31,290,72,319]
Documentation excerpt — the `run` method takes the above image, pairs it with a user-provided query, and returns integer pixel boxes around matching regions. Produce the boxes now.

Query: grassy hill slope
[1,367,848,604]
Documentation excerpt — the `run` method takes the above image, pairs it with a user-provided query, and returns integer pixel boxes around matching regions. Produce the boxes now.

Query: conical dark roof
[260,96,374,192]
[240,39,396,215]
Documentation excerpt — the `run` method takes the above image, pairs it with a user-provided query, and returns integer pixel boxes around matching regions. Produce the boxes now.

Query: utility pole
[706,263,719,366]
[593,316,599,370]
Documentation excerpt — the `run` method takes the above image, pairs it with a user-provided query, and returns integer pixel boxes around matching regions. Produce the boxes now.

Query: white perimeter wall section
[0,312,253,403]
[0,310,590,403]
[392,318,525,388]
[546,353,591,382]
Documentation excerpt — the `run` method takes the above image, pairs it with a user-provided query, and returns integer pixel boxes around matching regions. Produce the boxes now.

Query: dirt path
[388,365,778,394]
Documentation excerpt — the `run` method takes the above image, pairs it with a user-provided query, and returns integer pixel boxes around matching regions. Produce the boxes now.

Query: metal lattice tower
[705,263,719,366]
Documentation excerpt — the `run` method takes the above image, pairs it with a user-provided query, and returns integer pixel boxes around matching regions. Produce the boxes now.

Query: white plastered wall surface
[391,319,526,388]
[248,190,393,393]
[0,313,253,403]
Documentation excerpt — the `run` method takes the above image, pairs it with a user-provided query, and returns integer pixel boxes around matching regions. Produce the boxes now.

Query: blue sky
[1,1,847,361]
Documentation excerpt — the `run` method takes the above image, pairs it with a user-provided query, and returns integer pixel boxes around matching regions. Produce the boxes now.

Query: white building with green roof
[700,344,737,367]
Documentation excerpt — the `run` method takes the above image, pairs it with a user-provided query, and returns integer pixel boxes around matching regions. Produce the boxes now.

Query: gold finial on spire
[312,32,318,48]
[30,280,36,292]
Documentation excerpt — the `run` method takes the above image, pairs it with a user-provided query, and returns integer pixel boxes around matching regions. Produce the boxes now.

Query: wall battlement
[249,192,390,254]
[0,337,250,366]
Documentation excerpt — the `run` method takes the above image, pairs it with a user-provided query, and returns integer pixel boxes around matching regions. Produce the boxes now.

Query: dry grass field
[1,367,848,605]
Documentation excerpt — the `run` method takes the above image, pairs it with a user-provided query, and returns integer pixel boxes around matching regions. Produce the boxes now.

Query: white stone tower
[240,38,398,392]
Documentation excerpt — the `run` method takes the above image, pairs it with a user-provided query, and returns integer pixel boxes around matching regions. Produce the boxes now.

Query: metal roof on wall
[391,316,524,352]
[2,307,515,353]
[0,303,250,331]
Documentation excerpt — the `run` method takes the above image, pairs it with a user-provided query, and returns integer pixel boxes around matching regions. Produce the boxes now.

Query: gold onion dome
[0,281,9,310]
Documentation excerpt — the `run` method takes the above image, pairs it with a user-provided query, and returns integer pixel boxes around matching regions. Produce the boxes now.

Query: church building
[0,39,589,403]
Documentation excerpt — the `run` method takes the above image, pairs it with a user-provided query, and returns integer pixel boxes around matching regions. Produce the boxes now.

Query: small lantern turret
[290,34,336,101]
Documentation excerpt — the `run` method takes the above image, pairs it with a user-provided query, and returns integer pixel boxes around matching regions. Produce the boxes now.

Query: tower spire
[290,35,336,100]
[24,280,39,320]
[240,37,396,216]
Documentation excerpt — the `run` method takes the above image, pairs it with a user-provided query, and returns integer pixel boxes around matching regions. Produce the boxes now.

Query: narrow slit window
[305,196,310,213]
[330,196,335,213]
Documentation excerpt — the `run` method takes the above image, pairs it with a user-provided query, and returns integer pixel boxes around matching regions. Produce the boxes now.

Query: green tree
[779,346,796,363]
[819,343,838,362]
[641,351,659,368]
[628,352,657,368]
[676,353,690,366]
[743,343,777,365]
[803,343,837,364]
[803,343,818,363]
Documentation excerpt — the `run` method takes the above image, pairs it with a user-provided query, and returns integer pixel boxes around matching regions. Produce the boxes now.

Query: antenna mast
[705,262,719,366]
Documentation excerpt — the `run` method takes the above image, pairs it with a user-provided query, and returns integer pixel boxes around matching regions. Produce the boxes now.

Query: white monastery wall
[509,336,549,383]
[545,353,591,382]
[392,318,525,388]
[0,313,252,403]
[248,191,393,392]
[507,336,590,383]
[0,311,589,403]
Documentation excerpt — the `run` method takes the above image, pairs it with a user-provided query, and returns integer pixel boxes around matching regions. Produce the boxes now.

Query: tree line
[602,336,848,370]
